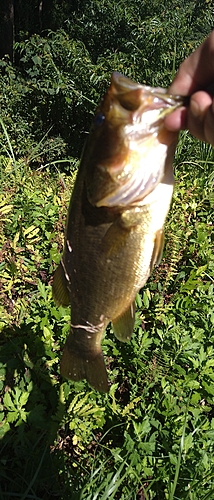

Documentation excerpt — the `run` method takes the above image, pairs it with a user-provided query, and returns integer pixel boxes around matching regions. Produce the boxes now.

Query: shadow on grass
[0,323,83,500]
[0,322,157,500]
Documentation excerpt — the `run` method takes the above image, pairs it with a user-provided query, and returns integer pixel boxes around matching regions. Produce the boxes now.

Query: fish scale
[52,72,184,392]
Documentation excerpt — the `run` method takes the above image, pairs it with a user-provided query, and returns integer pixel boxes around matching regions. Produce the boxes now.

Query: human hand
[165,30,214,145]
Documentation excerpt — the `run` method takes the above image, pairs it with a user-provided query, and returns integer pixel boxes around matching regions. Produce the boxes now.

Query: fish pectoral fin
[60,339,109,393]
[112,301,136,342]
[150,229,165,272]
[101,218,130,257]
[52,262,70,307]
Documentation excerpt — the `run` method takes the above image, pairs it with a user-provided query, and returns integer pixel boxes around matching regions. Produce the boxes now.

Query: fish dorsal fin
[52,261,70,307]
[150,228,165,272]
[112,301,136,342]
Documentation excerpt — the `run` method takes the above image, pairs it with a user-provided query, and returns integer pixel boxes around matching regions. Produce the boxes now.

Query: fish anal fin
[112,301,136,342]
[52,262,70,307]
[150,228,164,272]
[60,340,109,393]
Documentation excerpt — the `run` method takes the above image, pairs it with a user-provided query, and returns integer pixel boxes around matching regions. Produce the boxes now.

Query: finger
[187,91,214,143]
[164,106,187,131]
[204,99,214,145]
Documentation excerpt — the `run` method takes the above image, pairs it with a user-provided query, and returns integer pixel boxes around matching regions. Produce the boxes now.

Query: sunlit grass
[1,1,214,498]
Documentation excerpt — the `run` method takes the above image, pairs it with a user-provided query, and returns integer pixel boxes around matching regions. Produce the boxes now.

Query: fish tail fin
[60,338,109,393]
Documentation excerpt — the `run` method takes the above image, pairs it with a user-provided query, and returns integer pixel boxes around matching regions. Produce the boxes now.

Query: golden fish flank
[52,72,184,392]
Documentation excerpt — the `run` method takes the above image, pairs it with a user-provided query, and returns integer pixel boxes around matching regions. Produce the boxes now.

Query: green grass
[1,1,214,498]
[0,130,214,499]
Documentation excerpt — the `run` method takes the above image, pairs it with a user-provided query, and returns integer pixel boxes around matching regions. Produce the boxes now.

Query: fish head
[85,72,184,209]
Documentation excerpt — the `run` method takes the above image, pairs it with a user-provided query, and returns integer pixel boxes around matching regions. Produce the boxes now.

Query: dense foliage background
[0,1,214,499]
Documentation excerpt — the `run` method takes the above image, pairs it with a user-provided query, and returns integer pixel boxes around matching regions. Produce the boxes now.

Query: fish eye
[94,112,105,127]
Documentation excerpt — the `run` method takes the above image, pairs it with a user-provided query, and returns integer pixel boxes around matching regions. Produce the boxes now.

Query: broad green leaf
[7,411,18,423]
[3,392,14,410]
[19,392,30,408]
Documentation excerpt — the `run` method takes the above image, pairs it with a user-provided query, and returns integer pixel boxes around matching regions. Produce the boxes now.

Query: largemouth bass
[53,72,184,392]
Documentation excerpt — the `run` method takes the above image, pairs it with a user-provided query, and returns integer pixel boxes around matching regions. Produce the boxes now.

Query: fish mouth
[111,72,185,112]
[111,71,186,109]
[89,73,183,209]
